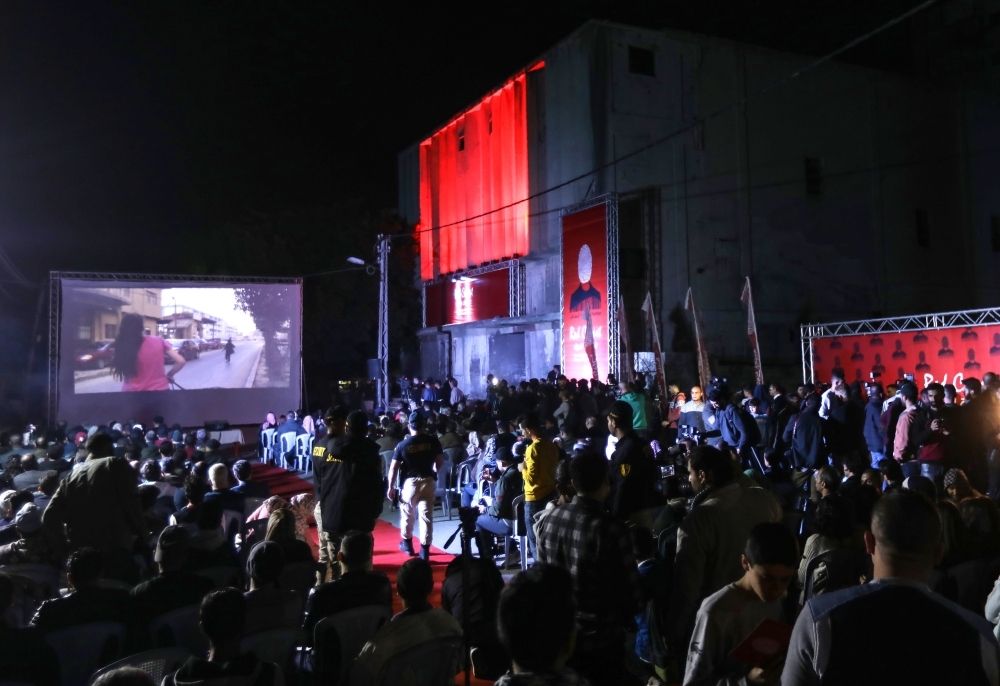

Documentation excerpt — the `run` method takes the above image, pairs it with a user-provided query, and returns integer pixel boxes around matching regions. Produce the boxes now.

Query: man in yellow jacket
[517,415,559,562]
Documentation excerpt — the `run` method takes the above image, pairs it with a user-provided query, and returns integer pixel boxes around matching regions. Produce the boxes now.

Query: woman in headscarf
[110,312,186,392]
[301,413,316,436]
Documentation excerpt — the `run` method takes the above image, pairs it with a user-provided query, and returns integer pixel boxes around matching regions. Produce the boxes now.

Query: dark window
[804,158,823,196]
[916,209,930,248]
[628,46,655,76]
[991,216,1000,252]
[458,136,465,152]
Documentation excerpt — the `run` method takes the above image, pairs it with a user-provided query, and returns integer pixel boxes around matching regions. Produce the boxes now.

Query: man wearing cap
[706,388,754,462]
[606,400,659,527]
[313,410,384,579]
[131,526,215,643]
[244,540,303,635]
[0,503,57,566]
[311,406,349,581]
[473,447,524,563]
[388,411,444,560]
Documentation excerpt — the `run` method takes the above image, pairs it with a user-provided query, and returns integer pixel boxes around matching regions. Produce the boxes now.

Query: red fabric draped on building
[417,72,530,281]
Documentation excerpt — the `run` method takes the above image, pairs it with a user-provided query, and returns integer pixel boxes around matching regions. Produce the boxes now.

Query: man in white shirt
[819,371,847,420]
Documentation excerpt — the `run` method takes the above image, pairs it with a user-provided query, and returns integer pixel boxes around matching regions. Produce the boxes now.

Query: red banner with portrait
[811,324,1000,392]
[562,205,608,381]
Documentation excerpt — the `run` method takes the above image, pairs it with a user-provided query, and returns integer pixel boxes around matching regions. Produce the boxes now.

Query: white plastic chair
[295,434,314,473]
[316,604,393,685]
[46,621,126,686]
[279,433,297,470]
[150,605,208,656]
[261,428,276,462]
[89,647,191,686]
[240,627,303,682]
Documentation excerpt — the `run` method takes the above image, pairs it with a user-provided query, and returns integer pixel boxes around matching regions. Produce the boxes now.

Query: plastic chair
[443,447,466,466]
[316,604,392,685]
[434,460,454,519]
[261,428,277,463]
[510,495,528,571]
[45,621,126,686]
[371,634,463,686]
[150,605,208,656]
[802,548,872,603]
[279,433,297,470]
[193,565,242,589]
[295,434,314,473]
[240,627,303,682]
[278,561,319,602]
[89,648,191,686]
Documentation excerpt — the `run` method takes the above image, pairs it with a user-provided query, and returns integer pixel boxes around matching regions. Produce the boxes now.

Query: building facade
[399,20,1000,395]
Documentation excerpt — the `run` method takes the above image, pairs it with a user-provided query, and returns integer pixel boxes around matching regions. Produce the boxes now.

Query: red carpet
[250,461,314,500]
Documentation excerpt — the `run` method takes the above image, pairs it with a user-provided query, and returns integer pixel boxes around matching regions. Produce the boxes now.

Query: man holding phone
[914,382,954,483]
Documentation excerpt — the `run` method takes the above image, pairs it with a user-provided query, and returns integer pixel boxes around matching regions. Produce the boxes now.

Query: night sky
[0,0,924,411]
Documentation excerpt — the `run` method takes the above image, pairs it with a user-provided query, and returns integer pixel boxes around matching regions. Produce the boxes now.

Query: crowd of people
[5,364,1000,685]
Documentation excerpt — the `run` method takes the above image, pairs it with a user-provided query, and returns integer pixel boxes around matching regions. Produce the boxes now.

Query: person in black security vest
[311,407,383,581]
[783,488,1000,686]
[387,411,444,561]
[607,400,660,528]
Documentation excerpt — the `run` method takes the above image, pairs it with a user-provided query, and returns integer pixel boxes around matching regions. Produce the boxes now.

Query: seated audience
[164,589,283,686]
[474,447,523,561]
[879,458,904,492]
[0,573,60,686]
[782,489,1000,685]
[184,499,239,573]
[131,526,215,640]
[204,463,246,513]
[231,460,271,498]
[684,523,799,686]
[30,547,132,633]
[33,471,59,511]
[264,508,315,564]
[814,465,840,499]
[441,553,505,654]
[945,468,981,504]
[243,541,304,635]
[12,454,45,493]
[0,502,59,566]
[535,450,643,684]
[495,564,586,686]
[0,490,41,546]
[352,558,462,684]
[303,531,392,639]
[171,474,209,528]
[38,442,70,474]
[138,484,169,542]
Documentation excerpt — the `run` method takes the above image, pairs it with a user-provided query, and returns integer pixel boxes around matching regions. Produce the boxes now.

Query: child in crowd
[683,522,799,686]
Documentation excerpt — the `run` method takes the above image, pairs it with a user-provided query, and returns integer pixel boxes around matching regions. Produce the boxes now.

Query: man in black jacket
[473,447,523,561]
[606,400,659,527]
[30,547,133,634]
[312,411,384,581]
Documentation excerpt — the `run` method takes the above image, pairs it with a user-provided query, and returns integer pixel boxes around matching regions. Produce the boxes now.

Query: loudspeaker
[204,420,230,431]
[367,358,382,380]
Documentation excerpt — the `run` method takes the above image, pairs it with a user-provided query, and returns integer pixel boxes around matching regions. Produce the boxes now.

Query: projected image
[67,284,296,394]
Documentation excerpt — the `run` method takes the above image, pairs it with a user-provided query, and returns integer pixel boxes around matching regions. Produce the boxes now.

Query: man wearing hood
[165,589,283,686]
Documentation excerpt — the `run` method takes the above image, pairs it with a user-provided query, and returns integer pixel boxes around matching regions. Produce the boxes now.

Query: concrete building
[69,287,161,344]
[398,20,1000,395]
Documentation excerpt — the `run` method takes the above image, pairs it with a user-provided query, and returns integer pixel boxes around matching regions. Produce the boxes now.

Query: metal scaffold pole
[376,234,390,410]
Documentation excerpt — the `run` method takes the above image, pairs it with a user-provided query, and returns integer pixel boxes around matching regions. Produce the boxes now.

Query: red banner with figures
[562,204,608,381]
[811,325,1000,392]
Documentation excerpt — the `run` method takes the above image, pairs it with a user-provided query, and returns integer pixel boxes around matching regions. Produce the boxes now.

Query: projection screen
[53,274,302,427]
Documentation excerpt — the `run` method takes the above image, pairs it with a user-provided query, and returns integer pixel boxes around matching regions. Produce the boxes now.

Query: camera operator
[704,388,757,466]
[606,401,660,528]
[677,386,706,441]
[913,382,955,483]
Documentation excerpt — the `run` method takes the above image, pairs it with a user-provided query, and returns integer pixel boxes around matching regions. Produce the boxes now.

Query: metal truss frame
[559,193,620,381]
[420,259,524,327]
[799,306,1000,384]
[47,271,303,424]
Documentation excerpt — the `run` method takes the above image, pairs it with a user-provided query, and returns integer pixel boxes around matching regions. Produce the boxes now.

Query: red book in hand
[728,618,794,667]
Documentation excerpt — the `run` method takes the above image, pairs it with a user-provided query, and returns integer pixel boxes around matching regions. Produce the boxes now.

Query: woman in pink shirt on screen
[111,312,187,391]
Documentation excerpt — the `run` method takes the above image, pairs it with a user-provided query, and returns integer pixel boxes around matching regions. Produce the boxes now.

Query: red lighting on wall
[418,72,531,281]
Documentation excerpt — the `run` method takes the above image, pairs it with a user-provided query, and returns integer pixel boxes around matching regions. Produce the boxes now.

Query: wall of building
[403,20,1000,391]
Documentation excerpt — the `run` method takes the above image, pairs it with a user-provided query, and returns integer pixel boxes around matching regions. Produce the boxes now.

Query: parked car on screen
[194,338,211,352]
[206,338,223,350]
[165,339,200,362]
[74,341,115,370]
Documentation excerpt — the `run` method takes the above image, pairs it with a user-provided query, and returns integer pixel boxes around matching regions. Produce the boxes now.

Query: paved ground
[74,341,264,393]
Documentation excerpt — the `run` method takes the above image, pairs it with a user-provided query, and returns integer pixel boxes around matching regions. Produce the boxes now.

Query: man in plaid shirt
[536,450,644,684]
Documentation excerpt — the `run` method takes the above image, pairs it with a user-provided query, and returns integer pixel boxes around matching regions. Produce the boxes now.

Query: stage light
[347,257,366,265]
